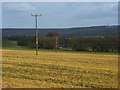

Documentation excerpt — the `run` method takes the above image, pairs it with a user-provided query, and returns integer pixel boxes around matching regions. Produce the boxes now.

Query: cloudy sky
[2,2,118,28]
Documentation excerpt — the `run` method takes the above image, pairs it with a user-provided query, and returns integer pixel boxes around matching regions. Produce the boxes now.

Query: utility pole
[31,13,41,55]
[55,37,58,52]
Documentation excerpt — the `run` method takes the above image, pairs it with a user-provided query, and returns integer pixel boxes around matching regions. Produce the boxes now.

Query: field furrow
[2,50,118,88]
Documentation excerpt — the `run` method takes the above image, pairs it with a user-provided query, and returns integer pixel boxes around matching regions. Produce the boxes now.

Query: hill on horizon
[2,25,118,37]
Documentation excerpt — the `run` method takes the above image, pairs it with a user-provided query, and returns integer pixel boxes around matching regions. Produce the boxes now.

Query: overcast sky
[2,2,118,28]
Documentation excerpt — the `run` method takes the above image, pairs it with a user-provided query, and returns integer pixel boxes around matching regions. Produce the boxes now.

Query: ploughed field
[2,50,118,88]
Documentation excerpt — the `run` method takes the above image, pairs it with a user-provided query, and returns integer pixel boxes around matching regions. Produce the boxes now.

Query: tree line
[2,32,118,52]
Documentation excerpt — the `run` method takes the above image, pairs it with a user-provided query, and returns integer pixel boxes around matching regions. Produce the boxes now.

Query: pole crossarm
[31,13,42,16]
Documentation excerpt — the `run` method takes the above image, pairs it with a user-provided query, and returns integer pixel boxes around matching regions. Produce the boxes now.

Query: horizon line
[1,24,118,29]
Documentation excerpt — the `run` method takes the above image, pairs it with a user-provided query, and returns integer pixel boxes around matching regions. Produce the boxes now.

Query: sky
[2,2,118,28]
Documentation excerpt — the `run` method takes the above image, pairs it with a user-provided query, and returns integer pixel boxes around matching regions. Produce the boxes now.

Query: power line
[31,13,41,55]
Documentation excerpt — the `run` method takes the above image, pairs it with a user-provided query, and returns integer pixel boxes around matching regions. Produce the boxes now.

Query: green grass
[2,45,117,55]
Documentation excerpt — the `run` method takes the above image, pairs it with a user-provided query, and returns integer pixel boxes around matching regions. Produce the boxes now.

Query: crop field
[2,49,118,88]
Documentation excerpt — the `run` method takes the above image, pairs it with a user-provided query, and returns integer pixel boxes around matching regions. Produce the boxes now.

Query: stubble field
[2,49,118,88]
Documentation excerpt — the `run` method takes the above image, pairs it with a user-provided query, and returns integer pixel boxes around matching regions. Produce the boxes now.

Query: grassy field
[2,49,118,88]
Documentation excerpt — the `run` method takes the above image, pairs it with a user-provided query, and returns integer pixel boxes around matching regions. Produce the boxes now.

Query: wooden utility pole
[55,37,58,52]
[31,13,41,55]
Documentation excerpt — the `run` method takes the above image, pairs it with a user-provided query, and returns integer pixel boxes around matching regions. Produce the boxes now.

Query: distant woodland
[2,25,119,52]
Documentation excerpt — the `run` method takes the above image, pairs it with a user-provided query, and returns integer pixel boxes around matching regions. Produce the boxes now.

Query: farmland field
[2,49,118,88]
